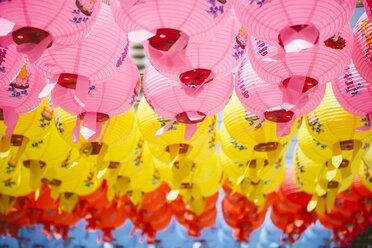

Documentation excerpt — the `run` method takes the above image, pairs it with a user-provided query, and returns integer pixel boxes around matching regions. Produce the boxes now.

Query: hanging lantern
[353,13,372,84]
[36,4,130,106]
[101,123,140,192]
[50,57,139,142]
[225,156,285,208]
[137,96,216,148]
[0,41,24,87]
[159,154,223,215]
[294,145,360,214]
[305,83,372,170]
[0,62,44,137]
[333,62,372,132]
[0,101,52,189]
[107,139,155,203]
[222,193,268,242]
[142,64,232,140]
[110,0,232,74]
[298,122,371,166]
[223,93,300,166]
[235,56,326,137]
[246,24,353,105]
[0,0,101,62]
[143,9,245,87]
[233,0,356,52]
[54,107,135,169]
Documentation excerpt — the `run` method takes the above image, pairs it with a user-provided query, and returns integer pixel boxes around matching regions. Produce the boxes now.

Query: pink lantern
[52,57,140,142]
[235,56,326,137]
[332,62,372,131]
[233,0,356,52]
[142,64,233,140]
[352,12,372,84]
[0,62,44,137]
[110,0,232,72]
[364,0,372,21]
[143,9,245,89]
[246,24,354,106]
[36,4,129,108]
[0,42,24,87]
[0,0,101,63]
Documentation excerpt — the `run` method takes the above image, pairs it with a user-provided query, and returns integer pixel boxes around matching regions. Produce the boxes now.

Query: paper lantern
[294,145,360,214]
[137,97,216,147]
[149,127,218,169]
[0,62,44,137]
[235,56,326,137]
[106,138,154,202]
[110,0,232,71]
[333,62,372,131]
[0,41,24,87]
[246,24,353,104]
[223,93,300,165]
[0,0,101,63]
[101,124,140,191]
[0,101,52,189]
[115,143,162,206]
[353,13,372,84]
[50,57,140,142]
[305,83,372,168]
[54,107,135,167]
[222,194,268,242]
[298,123,371,165]
[225,156,285,207]
[160,155,223,214]
[219,149,284,190]
[143,9,245,86]
[142,64,233,139]
[155,152,218,188]
[36,4,129,105]
[233,0,356,52]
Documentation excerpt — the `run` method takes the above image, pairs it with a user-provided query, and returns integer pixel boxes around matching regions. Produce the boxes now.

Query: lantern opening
[148,28,186,52]
[282,77,318,93]
[265,109,294,123]
[339,140,354,150]
[12,27,52,47]
[57,73,79,89]
[278,24,319,52]
[248,159,269,168]
[327,181,339,189]
[254,142,279,152]
[23,160,46,169]
[176,111,206,124]
[81,142,103,155]
[0,109,3,121]
[10,135,24,147]
[79,112,110,122]
[179,69,213,87]
[165,143,190,154]
[108,161,120,169]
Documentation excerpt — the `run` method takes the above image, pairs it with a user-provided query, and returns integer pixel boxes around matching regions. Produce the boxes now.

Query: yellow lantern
[137,98,216,147]
[294,145,360,214]
[54,107,135,170]
[305,83,372,169]
[223,93,301,165]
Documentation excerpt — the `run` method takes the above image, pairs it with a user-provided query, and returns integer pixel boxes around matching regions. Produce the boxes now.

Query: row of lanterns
[0,0,372,246]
